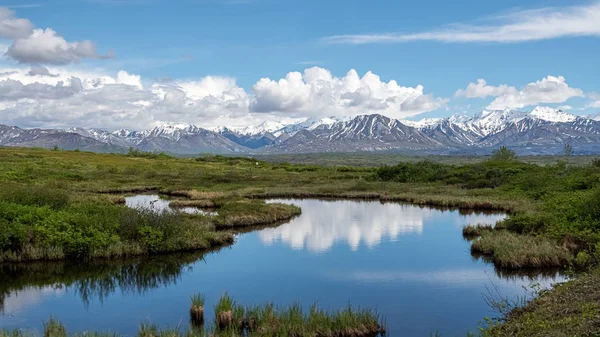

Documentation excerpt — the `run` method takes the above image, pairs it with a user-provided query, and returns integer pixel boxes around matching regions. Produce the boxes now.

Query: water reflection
[0,199,563,336]
[125,195,217,216]
[261,199,507,252]
[0,251,211,314]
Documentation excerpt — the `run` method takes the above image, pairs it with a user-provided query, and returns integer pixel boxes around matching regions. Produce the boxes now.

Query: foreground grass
[480,268,600,337]
[1,300,385,337]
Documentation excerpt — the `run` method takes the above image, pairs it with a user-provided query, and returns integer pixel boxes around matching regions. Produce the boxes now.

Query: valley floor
[1,147,599,335]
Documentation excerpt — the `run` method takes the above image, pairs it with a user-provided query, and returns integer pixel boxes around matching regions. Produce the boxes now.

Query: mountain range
[2,107,600,155]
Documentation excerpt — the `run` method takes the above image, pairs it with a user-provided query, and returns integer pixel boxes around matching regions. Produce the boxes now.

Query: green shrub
[0,184,69,210]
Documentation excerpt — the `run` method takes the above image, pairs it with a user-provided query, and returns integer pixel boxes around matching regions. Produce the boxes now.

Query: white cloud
[0,7,112,65]
[0,7,33,39]
[325,1,600,44]
[486,76,584,110]
[0,66,251,130]
[456,76,584,110]
[251,67,446,119]
[117,70,142,89]
[7,28,113,65]
[587,93,600,109]
[557,105,573,110]
[455,79,517,98]
[27,66,58,77]
[0,66,448,130]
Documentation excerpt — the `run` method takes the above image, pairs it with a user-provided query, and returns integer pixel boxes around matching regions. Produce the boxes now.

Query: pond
[0,199,564,336]
[124,194,217,216]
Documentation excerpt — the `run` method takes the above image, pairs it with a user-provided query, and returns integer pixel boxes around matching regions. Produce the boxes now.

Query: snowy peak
[146,124,204,140]
[530,106,577,123]
[238,121,286,136]
[401,118,443,128]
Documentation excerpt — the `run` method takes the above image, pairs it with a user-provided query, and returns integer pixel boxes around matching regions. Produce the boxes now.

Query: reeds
[43,318,67,337]
[189,294,205,325]
[210,294,385,336]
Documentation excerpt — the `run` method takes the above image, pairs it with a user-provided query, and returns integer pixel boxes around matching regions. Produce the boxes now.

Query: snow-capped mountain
[401,118,443,129]
[530,106,577,123]
[467,109,529,137]
[267,114,442,153]
[3,106,600,155]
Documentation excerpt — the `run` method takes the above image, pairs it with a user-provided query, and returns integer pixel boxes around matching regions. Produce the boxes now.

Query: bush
[0,184,69,210]
[491,146,516,162]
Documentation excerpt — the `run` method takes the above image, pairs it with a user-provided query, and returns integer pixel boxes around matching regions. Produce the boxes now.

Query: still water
[0,199,564,336]
[125,194,217,216]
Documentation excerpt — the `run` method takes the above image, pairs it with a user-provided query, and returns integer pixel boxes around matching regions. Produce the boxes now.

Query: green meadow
[1,146,600,336]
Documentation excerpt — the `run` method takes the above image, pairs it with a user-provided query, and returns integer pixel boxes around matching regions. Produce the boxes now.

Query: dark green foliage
[127,146,171,159]
[491,146,516,162]
[374,160,527,188]
[0,190,229,261]
[0,184,69,210]
[564,143,574,156]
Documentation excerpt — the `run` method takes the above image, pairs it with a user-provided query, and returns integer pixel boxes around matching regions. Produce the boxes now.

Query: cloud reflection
[260,199,505,253]
[2,286,65,315]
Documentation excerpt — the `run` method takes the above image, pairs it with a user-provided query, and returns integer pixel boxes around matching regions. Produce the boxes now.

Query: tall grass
[43,318,67,337]
[189,293,205,324]
[471,231,573,269]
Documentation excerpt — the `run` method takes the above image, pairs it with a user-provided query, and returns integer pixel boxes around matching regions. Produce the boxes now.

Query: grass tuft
[471,231,573,269]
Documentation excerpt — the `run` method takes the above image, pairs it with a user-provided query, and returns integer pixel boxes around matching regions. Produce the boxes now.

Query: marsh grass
[3,302,384,337]
[169,200,214,208]
[215,200,301,228]
[210,296,385,336]
[190,294,205,324]
[471,231,573,269]
[462,224,494,239]
[43,318,66,337]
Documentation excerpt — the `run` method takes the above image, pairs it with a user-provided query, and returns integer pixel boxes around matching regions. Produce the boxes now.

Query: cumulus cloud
[0,66,446,130]
[455,79,517,98]
[456,76,584,110]
[251,67,446,119]
[486,76,584,110]
[0,66,251,130]
[0,7,112,65]
[27,66,58,77]
[0,77,82,101]
[325,1,600,44]
[7,28,113,65]
[0,7,33,39]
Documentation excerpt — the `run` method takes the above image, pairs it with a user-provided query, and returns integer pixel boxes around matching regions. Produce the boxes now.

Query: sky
[0,0,599,130]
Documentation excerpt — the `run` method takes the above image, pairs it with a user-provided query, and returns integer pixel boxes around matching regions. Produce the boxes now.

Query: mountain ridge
[2,106,600,155]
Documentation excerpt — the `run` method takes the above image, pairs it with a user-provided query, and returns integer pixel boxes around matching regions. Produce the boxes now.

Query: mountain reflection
[260,199,506,252]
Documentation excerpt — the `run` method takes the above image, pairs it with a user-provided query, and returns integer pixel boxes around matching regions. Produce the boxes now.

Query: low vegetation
[462,224,493,239]
[2,147,600,335]
[1,300,385,337]
[480,268,600,337]
[470,231,573,269]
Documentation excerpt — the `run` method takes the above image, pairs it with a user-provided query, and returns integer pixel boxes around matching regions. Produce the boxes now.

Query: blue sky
[0,0,598,129]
